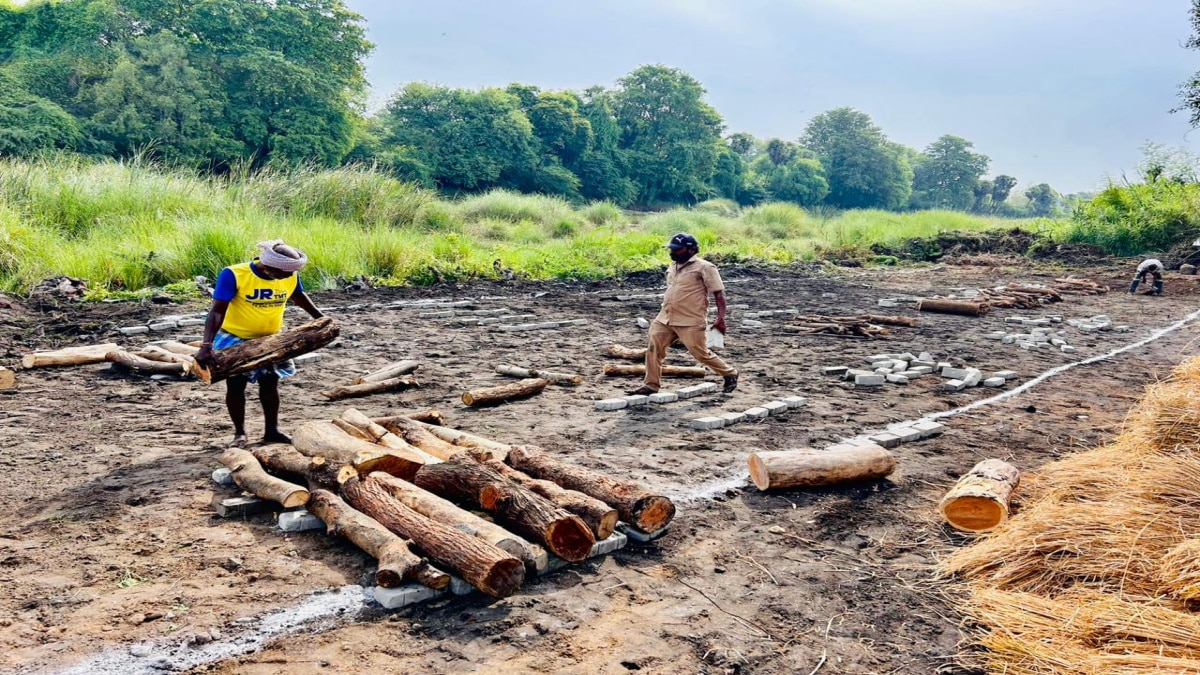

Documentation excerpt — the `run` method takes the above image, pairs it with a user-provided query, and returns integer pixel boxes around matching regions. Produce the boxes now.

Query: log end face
[941,496,1007,533]
[748,453,771,491]
[596,510,619,541]
[481,558,526,598]
[375,569,403,588]
[461,392,475,406]
[633,497,676,534]
[281,489,311,509]
[547,516,597,563]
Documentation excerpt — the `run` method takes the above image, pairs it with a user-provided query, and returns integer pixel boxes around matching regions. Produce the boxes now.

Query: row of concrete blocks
[689,396,807,430]
[417,307,512,319]
[496,319,590,333]
[595,382,719,410]
[118,314,208,335]
[864,419,946,448]
[1067,315,1130,334]
[986,326,1077,353]
[940,367,1017,391]
[1003,316,1064,327]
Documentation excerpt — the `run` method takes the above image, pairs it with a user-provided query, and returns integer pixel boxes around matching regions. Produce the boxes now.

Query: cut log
[495,365,583,386]
[219,448,310,508]
[604,344,647,361]
[747,444,898,491]
[1004,285,1062,300]
[293,421,429,480]
[939,459,1021,533]
[484,459,617,540]
[854,314,918,328]
[250,444,318,478]
[106,350,191,376]
[151,340,200,357]
[408,422,511,461]
[413,456,596,562]
[351,360,420,385]
[320,377,418,401]
[602,364,708,378]
[374,415,463,461]
[135,346,195,365]
[461,378,549,407]
[338,409,444,464]
[915,298,989,316]
[370,472,548,574]
[332,418,377,442]
[506,445,676,535]
[0,366,14,390]
[402,409,445,426]
[307,490,449,589]
[343,475,525,597]
[21,343,120,369]
[191,317,339,384]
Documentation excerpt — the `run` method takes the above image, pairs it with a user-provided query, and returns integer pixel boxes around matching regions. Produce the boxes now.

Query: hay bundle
[1159,540,1200,600]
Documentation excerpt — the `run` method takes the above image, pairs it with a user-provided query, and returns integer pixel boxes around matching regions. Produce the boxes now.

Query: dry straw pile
[940,356,1200,674]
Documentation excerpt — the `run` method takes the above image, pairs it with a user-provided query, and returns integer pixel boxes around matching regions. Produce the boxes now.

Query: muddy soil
[3,256,1200,675]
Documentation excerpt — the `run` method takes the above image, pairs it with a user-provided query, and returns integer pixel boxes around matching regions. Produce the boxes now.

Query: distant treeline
[0,0,1071,215]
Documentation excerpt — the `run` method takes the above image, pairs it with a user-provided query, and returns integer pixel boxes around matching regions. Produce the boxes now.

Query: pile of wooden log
[217,409,676,598]
[781,314,916,338]
[20,340,201,376]
[918,279,1106,317]
[1050,278,1109,295]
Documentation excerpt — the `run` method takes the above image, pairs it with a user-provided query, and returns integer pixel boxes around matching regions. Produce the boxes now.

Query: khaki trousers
[644,321,737,391]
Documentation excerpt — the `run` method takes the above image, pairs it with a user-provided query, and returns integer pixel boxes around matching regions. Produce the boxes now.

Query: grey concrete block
[897,371,925,379]
[943,379,967,392]
[1004,317,1027,324]
[984,332,1006,340]
[448,576,475,595]
[891,426,924,443]
[148,321,178,332]
[675,386,704,399]
[911,360,936,369]
[909,366,934,375]
[623,395,650,408]
[1061,345,1076,354]
[982,377,1006,387]
[877,299,898,308]
[595,398,628,411]
[649,392,678,404]
[782,396,807,408]
[869,433,902,448]
[689,417,726,430]
[937,362,952,371]
[211,468,235,486]
[477,314,536,325]
[211,495,274,518]
[695,382,719,393]
[898,353,917,362]
[555,319,589,327]
[855,374,885,387]
[962,368,983,387]
[592,530,629,556]
[620,522,669,544]
[293,353,322,365]
[941,367,970,380]
[1001,335,1016,344]
[912,421,946,438]
[369,584,445,610]
[873,368,891,375]
[743,407,770,420]
[418,310,456,319]
[718,411,746,426]
[886,374,909,385]
[763,401,789,416]
[119,325,151,335]
[636,318,651,329]
[845,369,873,381]
[865,354,891,364]
[918,352,934,362]
[821,366,848,376]
[177,318,206,327]
[278,511,325,532]
[993,370,1018,380]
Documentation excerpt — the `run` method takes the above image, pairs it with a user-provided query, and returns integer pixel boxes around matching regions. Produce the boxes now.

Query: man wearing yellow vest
[195,240,324,447]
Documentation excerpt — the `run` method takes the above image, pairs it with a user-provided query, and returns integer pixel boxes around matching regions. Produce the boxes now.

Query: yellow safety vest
[220,261,298,339]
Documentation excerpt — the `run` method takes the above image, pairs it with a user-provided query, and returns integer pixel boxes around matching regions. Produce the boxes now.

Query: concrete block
[1113,325,1130,333]
[718,412,746,426]
[695,382,719,394]
[937,362,952,372]
[891,426,924,443]
[886,374,909,385]
[763,401,789,416]
[689,417,726,430]
[845,369,872,381]
[211,468,235,486]
[448,576,475,595]
[1061,345,1076,354]
[897,371,925,379]
[962,368,983,387]
[555,319,589,327]
[1001,335,1016,344]
[369,584,444,610]
[620,522,669,544]
[982,377,1006,388]
[148,321,178,332]
[477,314,535,325]
[869,433,902,448]
[781,396,807,409]
[941,367,970,380]
[636,318,651,329]
[854,374,885,387]
[211,495,274,518]
[898,353,917,362]
[984,332,1006,340]
[1050,338,1066,347]
[743,407,770,420]
[675,386,704,399]
[591,530,629,556]
[911,360,936,369]
[823,366,849,377]
[649,392,678,404]
[623,395,650,408]
[293,353,322,365]
[909,366,934,375]
[877,299,898,308]
[177,318,206,327]
[912,421,946,438]
[873,368,891,375]
[595,398,628,411]
[418,310,456,319]
[993,370,1018,380]
[943,379,967,392]
[918,352,934,362]
[865,354,891,364]
[1004,317,1027,324]
[278,511,325,532]
[119,325,151,335]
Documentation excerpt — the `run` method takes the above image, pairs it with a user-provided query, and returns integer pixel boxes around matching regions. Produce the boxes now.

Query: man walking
[629,233,738,395]
[195,240,324,447]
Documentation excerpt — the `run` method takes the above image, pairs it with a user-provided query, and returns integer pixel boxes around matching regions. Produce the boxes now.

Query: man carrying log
[1129,258,1164,296]
[628,233,739,395]
[196,240,324,446]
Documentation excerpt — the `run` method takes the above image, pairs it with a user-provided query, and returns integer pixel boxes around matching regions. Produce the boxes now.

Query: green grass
[0,156,1049,295]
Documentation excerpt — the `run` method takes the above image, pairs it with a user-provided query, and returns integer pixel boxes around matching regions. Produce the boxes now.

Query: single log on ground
[604,344,647,360]
[307,490,449,589]
[106,350,191,376]
[407,422,511,461]
[192,317,339,384]
[602,364,708,378]
[414,457,595,562]
[152,340,201,357]
[343,475,524,597]
[22,343,120,369]
[495,365,583,386]
[351,360,420,385]
[371,472,548,574]
[747,444,897,491]
[293,421,428,480]
[338,408,445,464]
[484,459,617,540]
[939,459,1021,533]
[135,346,196,366]
[461,378,549,407]
[320,377,418,402]
[506,445,675,535]
[915,298,989,317]
[374,415,462,461]
[854,315,918,327]
[220,448,310,507]
[0,366,15,390]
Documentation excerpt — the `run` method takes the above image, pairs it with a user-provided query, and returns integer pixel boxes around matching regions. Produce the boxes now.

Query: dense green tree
[575,88,635,205]
[727,132,756,158]
[748,151,828,206]
[991,175,1018,206]
[1025,183,1061,217]
[911,135,990,210]
[0,70,81,155]
[800,107,912,210]
[764,138,799,166]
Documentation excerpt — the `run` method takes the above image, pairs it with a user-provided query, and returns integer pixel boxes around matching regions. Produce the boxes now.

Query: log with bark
[342,475,525,597]
[1004,285,1063,300]
[461,378,549,407]
[402,409,446,426]
[783,315,892,338]
[152,340,201,357]
[495,364,583,386]
[854,314,918,327]
[373,415,463,461]
[134,345,196,366]
[915,298,989,316]
[337,409,437,455]
[220,448,310,507]
[601,364,708,378]
[293,421,430,481]
[413,456,596,562]
[406,421,511,461]
[307,490,449,589]
[506,445,675,535]
[604,344,648,361]
[747,444,897,491]
[21,343,120,368]
[191,317,339,384]
[351,360,420,385]
[0,366,12,390]
[483,458,617,540]
[106,350,191,376]
[332,418,377,442]
[1052,278,1109,295]
[248,445,355,492]
[320,377,418,402]
[939,459,1021,533]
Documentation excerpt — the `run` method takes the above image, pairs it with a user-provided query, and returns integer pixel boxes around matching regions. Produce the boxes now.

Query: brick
[870,361,893,370]
[941,367,970,379]
[897,371,924,379]
[177,318,205,327]
[718,411,746,426]
[865,354,891,364]
[854,374,885,387]
[293,353,322,365]
[943,379,967,392]
[962,368,983,387]
[1061,345,1076,354]
[910,360,936,369]
[1001,335,1016,344]
[898,353,917,362]
[869,433,902,448]
[822,366,849,377]
[695,382,719,394]
[620,522,670,544]
[211,468,235,486]
[555,319,589,327]
[845,369,872,381]
[886,374,909,385]
[918,352,934,362]
[743,407,770,420]
[1050,338,1066,347]
[982,377,1006,387]
[595,398,628,411]
[937,362,952,371]
[993,370,1018,380]
[649,392,678,404]
[675,386,703,399]
[912,421,946,438]
[148,321,178,332]
[119,325,151,335]
[890,426,924,443]
[781,396,807,408]
[873,368,891,375]
[418,311,456,319]
[477,314,535,325]
[278,511,324,532]
[1004,317,1027,324]
[369,584,445,610]
[689,417,726,430]
[591,530,629,555]
[763,401,789,416]
[211,495,274,518]
[908,366,934,375]
[623,395,650,408]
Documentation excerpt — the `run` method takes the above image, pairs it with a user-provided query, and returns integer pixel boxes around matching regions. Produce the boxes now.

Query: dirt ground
[3,256,1199,675]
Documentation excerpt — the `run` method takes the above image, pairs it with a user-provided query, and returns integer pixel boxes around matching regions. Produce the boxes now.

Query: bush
[582,201,622,225]
[694,198,740,218]
[742,202,810,239]
[1055,182,1200,256]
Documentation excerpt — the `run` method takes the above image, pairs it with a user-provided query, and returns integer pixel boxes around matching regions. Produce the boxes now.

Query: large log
[293,421,429,480]
[152,340,200,357]
[22,343,120,368]
[332,418,376,442]
[352,360,420,385]
[461,378,549,407]
[320,377,418,402]
[408,422,510,461]
[135,346,195,366]
[604,344,648,360]
[370,472,548,574]
[343,475,525,597]
[413,456,596,562]
[602,364,708,378]
[484,459,617,540]
[338,409,444,464]
[374,415,462,461]
[248,445,352,492]
[747,444,898,491]
[402,409,446,426]
[0,366,12,390]
[220,448,310,507]
[939,459,1021,533]
[106,350,191,376]
[495,365,583,386]
[915,298,989,317]
[192,317,339,384]
[506,445,676,535]
[307,490,449,589]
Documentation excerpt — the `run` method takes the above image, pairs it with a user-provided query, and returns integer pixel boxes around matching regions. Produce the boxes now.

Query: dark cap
[665,232,699,250]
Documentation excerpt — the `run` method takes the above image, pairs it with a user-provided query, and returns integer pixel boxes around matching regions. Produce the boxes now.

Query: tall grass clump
[741,202,812,239]
[239,164,434,228]
[582,201,623,225]
[693,198,740,218]
[456,190,582,229]
[1054,182,1200,256]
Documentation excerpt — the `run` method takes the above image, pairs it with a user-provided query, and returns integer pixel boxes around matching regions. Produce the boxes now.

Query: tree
[727,132,756,158]
[991,175,1018,206]
[764,138,799,166]
[748,152,828,206]
[910,135,990,211]
[1178,1,1200,128]
[0,70,81,156]
[800,107,912,210]
[1025,183,1061,217]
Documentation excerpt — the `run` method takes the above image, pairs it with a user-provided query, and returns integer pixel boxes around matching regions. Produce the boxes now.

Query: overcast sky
[345,0,1199,194]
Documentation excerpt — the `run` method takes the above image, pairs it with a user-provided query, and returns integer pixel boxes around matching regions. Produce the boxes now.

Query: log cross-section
[483,459,617,540]
[220,448,310,507]
[939,459,1021,533]
[192,317,339,384]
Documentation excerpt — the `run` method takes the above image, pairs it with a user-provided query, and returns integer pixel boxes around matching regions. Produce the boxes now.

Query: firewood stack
[781,314,916,338]
[1050,277,1109,295]
[216,408,676,599]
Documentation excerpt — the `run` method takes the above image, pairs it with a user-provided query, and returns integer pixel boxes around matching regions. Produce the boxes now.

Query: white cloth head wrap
[257,240,308,272]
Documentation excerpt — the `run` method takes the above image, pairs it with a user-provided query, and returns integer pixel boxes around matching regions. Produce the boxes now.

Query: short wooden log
[939,459,1021,533]
[748,445,897,491]
[461,378,549,407]
[192,317,339,384]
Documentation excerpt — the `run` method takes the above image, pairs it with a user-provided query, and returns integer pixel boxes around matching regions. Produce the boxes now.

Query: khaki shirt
[655,258,725,327]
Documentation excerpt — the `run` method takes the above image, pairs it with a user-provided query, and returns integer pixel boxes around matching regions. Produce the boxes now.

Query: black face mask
[669,248,694,263]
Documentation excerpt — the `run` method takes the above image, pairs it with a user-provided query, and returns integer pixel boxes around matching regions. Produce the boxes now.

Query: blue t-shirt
[213,262,303,302]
